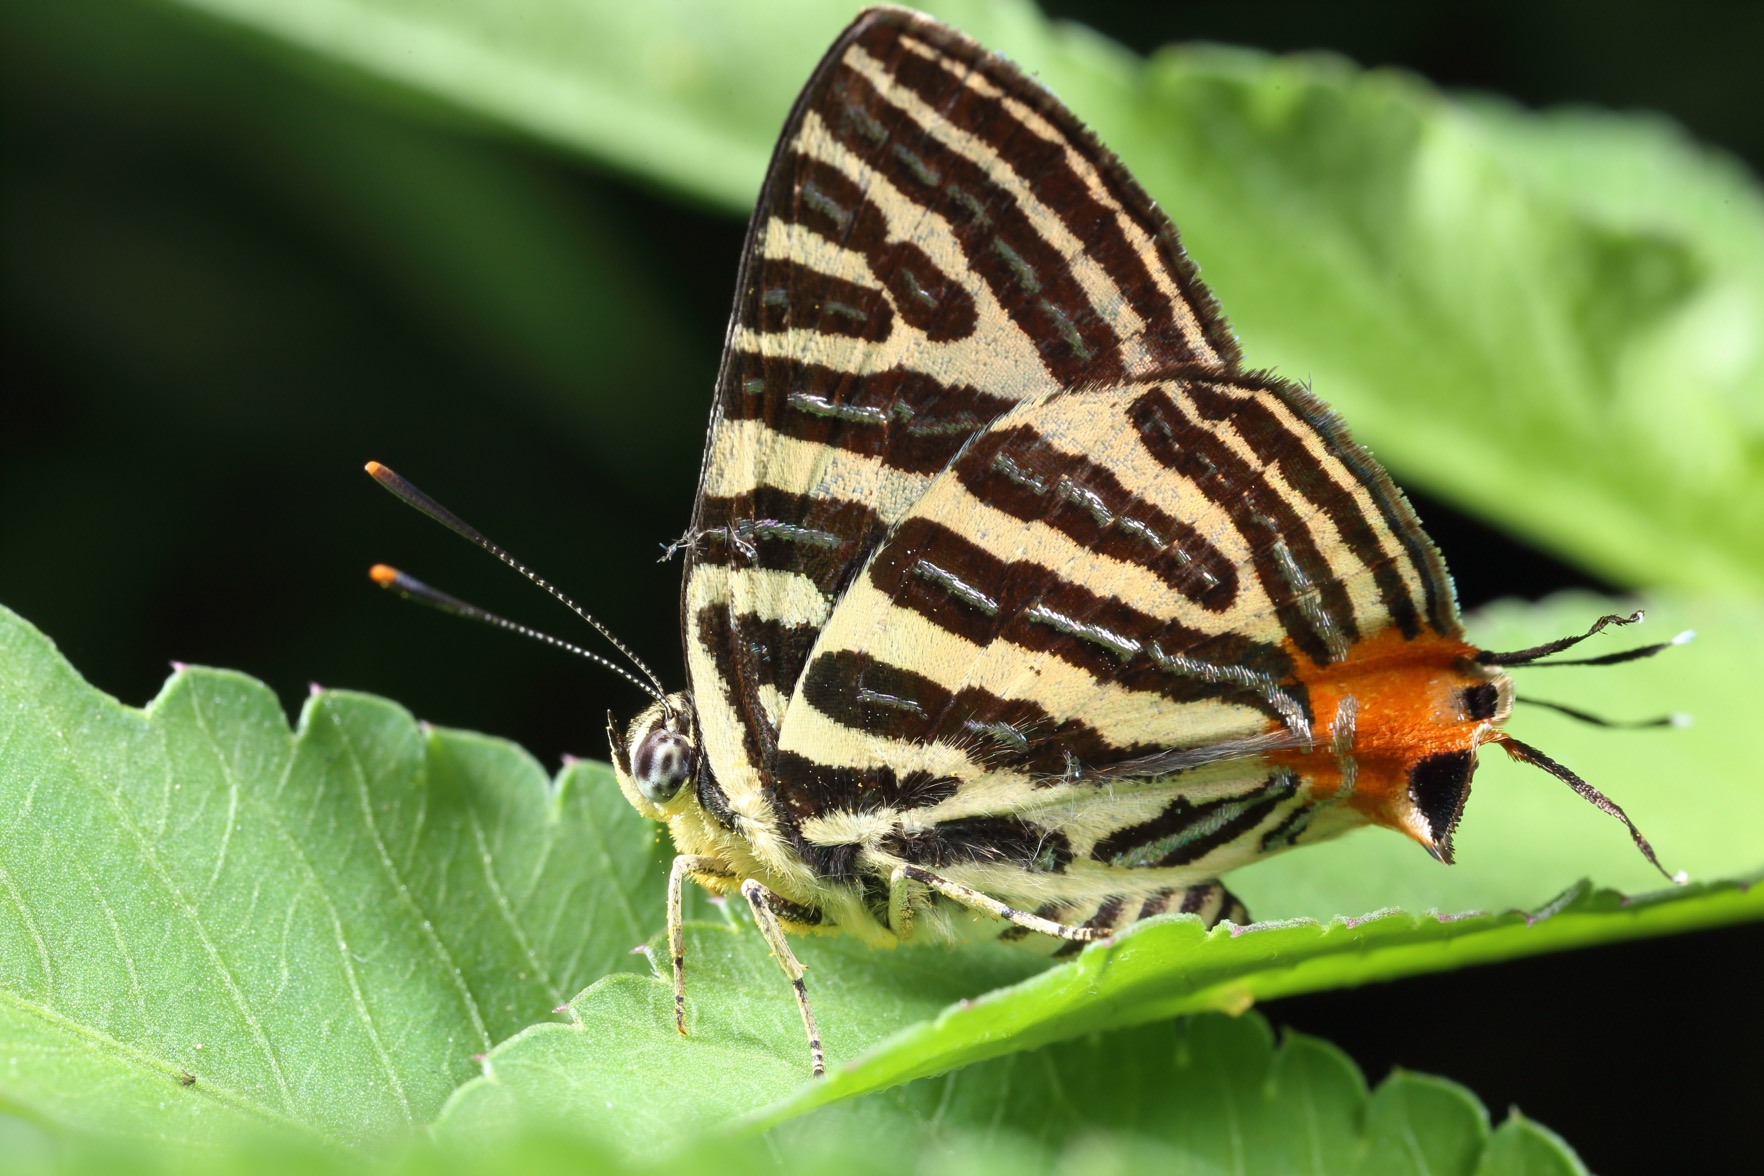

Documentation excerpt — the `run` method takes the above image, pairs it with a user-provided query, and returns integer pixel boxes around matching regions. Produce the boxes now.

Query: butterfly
[370,7,1677,1078]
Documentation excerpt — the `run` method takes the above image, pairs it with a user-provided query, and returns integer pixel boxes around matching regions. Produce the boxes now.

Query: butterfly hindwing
[772,370,1460,904]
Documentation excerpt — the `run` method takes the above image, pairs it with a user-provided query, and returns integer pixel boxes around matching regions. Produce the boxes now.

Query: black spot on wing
[690,600,786,764]
[1185,378,1421,640]
[720,352,1013,476]
[748,255,893,342]
[864,515,1298,724]
[799,648,1155,776]
[953,423,1237,611]
[1092,771,1297,869]
[883,815,1072,873]
[1408,749,1475,864]
[845,12,1240,370]
[1128,383,1359,666]
[694,486,887,601]
[770,749,960,823]
[1463,682,1500,720]
[774,154,978,343]
[1256,803,1314,853]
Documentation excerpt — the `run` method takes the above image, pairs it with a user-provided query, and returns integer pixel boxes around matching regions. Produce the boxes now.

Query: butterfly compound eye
[633,728,694,804]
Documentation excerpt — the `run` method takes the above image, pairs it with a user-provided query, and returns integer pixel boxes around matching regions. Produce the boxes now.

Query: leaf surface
[1,590,1757,1151]
[4,1020,1590,1176]
[0,605,665,1144]
[158,0,1764,590]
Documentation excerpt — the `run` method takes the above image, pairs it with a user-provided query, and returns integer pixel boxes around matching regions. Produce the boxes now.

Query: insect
[369,7,1680,1077]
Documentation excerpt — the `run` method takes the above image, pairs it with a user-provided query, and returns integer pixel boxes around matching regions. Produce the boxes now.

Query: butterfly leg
[740,879,826,1078]
[667,854,734,1037]
[888,863,1099,943]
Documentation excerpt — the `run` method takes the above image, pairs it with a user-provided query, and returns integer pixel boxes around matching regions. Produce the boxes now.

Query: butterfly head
[608,693,699,819]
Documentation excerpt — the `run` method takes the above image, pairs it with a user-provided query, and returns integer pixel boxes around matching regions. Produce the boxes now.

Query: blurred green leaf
[160,0,1764,591]
[765,1015,1590,1176]
[5,0,709,486]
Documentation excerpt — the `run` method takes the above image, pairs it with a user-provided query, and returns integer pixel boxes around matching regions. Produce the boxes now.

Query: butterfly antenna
[365,461,668,697]
[1492,734,1682,884]
[369,565,664,704]
[1476,610,1695,668]
[1515,698,1689,729]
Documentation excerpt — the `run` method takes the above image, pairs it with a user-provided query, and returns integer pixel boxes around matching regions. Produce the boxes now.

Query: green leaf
[158,0,1764,591]
[427,1015,1594,1175]
[1477,1112,1592,1176]
[0,1019,1589,1176]
[435,589,1762,1149]
[438,873,1757,1154]
[0,603,666,1144]
[2,589,1758,1157]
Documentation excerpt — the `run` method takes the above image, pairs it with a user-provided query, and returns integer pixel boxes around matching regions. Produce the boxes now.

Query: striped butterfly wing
[776,371,1462,908]
[685,10,1240,813]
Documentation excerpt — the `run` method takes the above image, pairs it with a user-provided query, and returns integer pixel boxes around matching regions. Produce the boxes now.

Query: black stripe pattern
[670,10,1467,931]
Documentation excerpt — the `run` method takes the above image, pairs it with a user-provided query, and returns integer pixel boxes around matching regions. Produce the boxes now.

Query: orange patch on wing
[1270,627,1492,847]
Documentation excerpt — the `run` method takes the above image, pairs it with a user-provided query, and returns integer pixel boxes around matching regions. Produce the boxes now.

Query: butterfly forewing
[684,10,1246,824]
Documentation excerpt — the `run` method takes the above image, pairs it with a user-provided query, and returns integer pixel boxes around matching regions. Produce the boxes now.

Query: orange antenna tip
[361,461,668,700]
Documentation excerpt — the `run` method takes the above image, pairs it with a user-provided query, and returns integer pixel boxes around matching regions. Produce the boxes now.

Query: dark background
[3,2,1757,1168]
